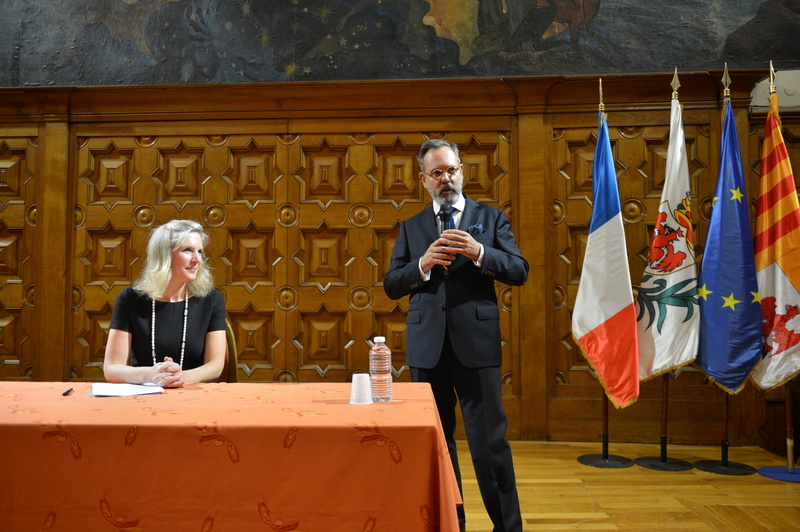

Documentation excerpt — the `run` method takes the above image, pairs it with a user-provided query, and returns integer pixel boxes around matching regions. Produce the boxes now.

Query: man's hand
[420,236,457,271]
[439,229,480,261]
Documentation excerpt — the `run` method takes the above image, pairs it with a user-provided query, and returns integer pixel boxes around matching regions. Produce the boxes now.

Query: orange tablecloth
[0,382,461,531]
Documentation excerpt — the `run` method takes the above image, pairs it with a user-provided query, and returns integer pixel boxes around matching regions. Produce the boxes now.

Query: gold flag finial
[599,78,605,113]
[671,67,680,100]
[769,60,776,94]
[722,63,731,99]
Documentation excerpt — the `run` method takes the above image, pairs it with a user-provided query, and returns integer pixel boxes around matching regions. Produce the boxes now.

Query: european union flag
[696,100,762,393]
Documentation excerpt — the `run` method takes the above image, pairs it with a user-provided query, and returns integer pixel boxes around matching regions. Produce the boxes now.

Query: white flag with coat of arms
[636,97,700,381]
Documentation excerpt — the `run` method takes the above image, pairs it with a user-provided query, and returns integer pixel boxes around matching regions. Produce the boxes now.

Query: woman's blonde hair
[133,219,215,298]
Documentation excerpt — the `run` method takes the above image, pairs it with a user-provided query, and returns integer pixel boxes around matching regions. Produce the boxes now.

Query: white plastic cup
[349,373,373,405]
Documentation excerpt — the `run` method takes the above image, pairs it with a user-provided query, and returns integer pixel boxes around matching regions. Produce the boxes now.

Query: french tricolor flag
[572,111,640,409]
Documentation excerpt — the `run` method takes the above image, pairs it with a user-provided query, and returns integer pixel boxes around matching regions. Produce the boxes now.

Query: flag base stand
[635,378,693,471]
[578,435,634,469]
[757,381,798,482]
[578,453,634,468]
[634,456,693,471]
[695,459,756,476]
[757,466,800,483]
[577,398,633,468]
[693,393,756,475]
[694,440,756,476]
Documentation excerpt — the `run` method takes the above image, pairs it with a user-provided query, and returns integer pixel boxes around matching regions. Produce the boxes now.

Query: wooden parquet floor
[458,441,800,531]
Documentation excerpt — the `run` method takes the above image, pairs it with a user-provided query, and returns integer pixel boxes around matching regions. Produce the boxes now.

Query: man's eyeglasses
[423,166,461,181]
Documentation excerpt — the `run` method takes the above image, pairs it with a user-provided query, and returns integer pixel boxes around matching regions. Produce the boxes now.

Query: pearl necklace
[151,294,189,368]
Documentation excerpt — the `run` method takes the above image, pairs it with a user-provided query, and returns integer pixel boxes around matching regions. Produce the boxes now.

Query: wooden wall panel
[0,126,37,379]
[64,122,518,427]
[550,110,728,444]
[3,72,795,448]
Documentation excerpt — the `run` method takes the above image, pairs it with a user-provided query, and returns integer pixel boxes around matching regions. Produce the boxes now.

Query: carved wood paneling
[0,130,37,378]
[4,73,794,447]
[66,125,519,430]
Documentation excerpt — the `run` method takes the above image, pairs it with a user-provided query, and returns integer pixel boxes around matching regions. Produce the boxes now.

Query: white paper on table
[91,382,165,397]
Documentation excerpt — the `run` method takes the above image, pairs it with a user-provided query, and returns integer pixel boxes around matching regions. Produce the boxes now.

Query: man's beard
[426,182,461,205]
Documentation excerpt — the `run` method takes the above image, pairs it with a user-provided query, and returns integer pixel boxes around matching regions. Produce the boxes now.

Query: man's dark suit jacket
[384,194,529,369]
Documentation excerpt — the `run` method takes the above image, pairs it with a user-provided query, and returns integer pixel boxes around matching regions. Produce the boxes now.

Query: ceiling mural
[1,0,797,87]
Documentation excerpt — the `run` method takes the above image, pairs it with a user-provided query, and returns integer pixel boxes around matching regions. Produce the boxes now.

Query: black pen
[62,388,73,396]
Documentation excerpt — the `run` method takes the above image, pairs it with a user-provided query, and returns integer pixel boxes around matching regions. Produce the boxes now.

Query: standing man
[384,139,528,532]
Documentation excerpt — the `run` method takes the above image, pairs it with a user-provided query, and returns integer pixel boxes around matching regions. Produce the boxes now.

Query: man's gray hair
[417,139,460,173]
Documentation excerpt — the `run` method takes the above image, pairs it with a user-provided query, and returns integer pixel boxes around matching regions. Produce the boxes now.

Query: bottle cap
[374,336,386,343]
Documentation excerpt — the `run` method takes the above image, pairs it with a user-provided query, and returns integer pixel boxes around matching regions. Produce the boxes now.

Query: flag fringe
[753,367,800,392]
[638,358,696,384]
[697,355,765,395]
[573,333,639,409]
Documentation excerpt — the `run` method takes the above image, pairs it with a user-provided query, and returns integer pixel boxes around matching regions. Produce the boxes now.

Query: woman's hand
[151,357,184,388]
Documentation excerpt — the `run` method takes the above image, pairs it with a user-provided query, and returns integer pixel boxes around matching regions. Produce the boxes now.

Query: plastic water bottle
[369,336,392,402]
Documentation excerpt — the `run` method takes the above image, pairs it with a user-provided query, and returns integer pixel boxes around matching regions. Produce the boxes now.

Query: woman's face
[171,232,205,284]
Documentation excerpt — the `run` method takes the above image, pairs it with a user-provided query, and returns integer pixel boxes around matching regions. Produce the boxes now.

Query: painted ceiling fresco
[1,0,797,87]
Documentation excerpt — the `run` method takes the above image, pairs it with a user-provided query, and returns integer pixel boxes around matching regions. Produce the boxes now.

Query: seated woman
[103,219,227,387]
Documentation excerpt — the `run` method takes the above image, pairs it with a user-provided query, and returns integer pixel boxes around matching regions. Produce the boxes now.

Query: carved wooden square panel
[292,222,352,291]
[77,223,135,292]
[0,308,18,358]
[373,138,423,209]
[0,223,24,278]
[295,139,352,209]
[152,140,211,208]
[79,142,137,209]
[221,138,278,208]
[556,128,613,199]
[222,221,279,292]
[0,140,31,204]
[368,223,400,287]
[458,136,506,202]
[291,305,352,377]
[227,304,278,377]
[77,303,113,366]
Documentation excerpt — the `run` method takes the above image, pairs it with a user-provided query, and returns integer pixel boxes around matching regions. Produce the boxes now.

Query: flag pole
[577,394,634,468]
[634,374,693,471]
[783,379,795,473]
[770,59,776,94]
[693,64,755,475]
[634,70,693,472]
[756,61,800,483]
[577,79,633,469]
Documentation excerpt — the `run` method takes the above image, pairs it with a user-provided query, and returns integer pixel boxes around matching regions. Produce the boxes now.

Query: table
[0,382,461,531]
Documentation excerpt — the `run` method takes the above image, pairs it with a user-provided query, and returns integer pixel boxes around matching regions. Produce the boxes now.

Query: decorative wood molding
[0,71,767,123]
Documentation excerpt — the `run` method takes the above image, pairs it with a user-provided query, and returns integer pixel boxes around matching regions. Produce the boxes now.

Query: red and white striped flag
[752,91,800,390]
